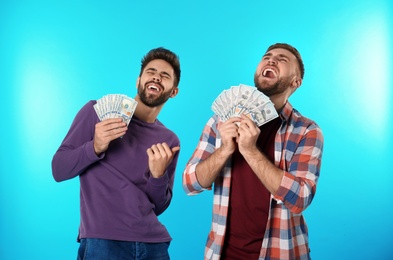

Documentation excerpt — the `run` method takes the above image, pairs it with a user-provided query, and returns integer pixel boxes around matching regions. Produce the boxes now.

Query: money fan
[211,84,278,126]
[94,94,138,126]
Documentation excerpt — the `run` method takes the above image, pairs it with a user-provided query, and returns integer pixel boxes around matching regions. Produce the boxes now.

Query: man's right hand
[93,118,127,155]
[217,117,241,156]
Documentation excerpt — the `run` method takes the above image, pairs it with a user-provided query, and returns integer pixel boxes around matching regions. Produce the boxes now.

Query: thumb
[171,146,180,154]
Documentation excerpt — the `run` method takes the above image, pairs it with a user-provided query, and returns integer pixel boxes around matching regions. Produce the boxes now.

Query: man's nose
[267,57,277,65]
[152,74,162,82]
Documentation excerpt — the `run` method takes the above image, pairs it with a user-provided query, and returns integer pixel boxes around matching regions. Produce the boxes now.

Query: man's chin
[256,84,271,93]
[141,96,170,108]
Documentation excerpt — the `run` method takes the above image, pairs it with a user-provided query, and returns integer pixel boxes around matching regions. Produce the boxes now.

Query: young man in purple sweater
[52,47,181,260]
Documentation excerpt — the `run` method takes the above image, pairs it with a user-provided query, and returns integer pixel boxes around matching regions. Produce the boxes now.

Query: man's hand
[93,118,127,155]
[217,117,242,156]
[237,114,260,155]
[237,114,284,195]
[147,142,180,178]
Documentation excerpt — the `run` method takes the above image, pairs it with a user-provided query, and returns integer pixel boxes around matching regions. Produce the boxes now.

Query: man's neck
[133,97,163,123]
[270,96,286,113]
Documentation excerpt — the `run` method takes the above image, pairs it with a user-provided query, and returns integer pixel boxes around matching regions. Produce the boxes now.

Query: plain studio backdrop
[1,0,392,259]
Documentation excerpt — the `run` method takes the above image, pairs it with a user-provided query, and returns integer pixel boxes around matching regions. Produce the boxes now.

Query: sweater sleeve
[51,101,103,182]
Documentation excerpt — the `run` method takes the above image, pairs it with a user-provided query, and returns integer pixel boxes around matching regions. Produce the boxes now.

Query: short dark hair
[140,47,181,87]
[266,43,305,79]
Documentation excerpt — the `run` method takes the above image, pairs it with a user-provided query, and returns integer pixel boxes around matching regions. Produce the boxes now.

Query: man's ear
[136,77,140,88]
[292,76,302,89]
[170,87,179,98]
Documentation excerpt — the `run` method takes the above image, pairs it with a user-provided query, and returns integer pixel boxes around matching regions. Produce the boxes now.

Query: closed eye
[262,54,271,60]
[160,72,171,79]
[277,54,289,62]
[145,68,157,75]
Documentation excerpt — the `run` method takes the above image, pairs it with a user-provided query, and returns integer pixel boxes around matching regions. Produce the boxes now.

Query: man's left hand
[146,142,180,178]
[237,114,260,155]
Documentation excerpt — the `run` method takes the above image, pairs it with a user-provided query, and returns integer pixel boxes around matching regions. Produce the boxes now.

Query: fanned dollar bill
[211,84,278,126]
[94,94,138,126]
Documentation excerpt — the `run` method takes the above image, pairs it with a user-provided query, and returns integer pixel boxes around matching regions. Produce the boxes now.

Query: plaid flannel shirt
[183,102,324,260]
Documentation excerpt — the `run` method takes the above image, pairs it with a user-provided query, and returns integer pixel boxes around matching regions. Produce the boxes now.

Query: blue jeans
[77,238,170,260]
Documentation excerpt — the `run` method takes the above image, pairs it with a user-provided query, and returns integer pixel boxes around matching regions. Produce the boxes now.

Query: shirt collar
[279,101,293,122]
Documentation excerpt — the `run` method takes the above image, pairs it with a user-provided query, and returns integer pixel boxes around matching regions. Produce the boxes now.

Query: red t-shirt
[221,117,281,259]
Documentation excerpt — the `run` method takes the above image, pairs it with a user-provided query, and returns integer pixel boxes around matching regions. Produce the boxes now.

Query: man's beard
[254,73,292,97]
[138,82,173,107]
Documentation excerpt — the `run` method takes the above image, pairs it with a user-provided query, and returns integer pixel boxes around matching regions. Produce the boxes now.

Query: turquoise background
[1,1,392,259]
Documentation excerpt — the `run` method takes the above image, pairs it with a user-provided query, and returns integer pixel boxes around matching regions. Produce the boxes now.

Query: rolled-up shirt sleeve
[274,124,324,214]
[183,116,220,195]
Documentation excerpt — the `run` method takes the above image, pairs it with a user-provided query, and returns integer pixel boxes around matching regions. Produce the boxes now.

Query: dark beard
[137,82,173,107]
[254,73,292,97]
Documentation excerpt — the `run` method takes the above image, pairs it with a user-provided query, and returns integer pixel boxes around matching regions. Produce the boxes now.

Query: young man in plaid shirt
[183,43,324,260]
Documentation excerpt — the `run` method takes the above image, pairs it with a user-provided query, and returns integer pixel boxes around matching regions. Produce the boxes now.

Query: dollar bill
[94,94,138,125]
[211,84,278,126]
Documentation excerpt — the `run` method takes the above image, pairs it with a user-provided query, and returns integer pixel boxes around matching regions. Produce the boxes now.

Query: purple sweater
[52,100,180,242]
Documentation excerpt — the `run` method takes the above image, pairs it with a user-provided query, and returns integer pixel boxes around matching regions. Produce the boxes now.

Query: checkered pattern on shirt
[183,102,324,260]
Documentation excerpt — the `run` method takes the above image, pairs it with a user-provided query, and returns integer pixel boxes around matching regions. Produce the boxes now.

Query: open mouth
[262,68,277,78]
[146,84,162,93]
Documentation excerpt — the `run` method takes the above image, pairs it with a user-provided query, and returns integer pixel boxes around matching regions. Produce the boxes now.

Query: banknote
[211,84,278,126]
[94,94,138,125]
